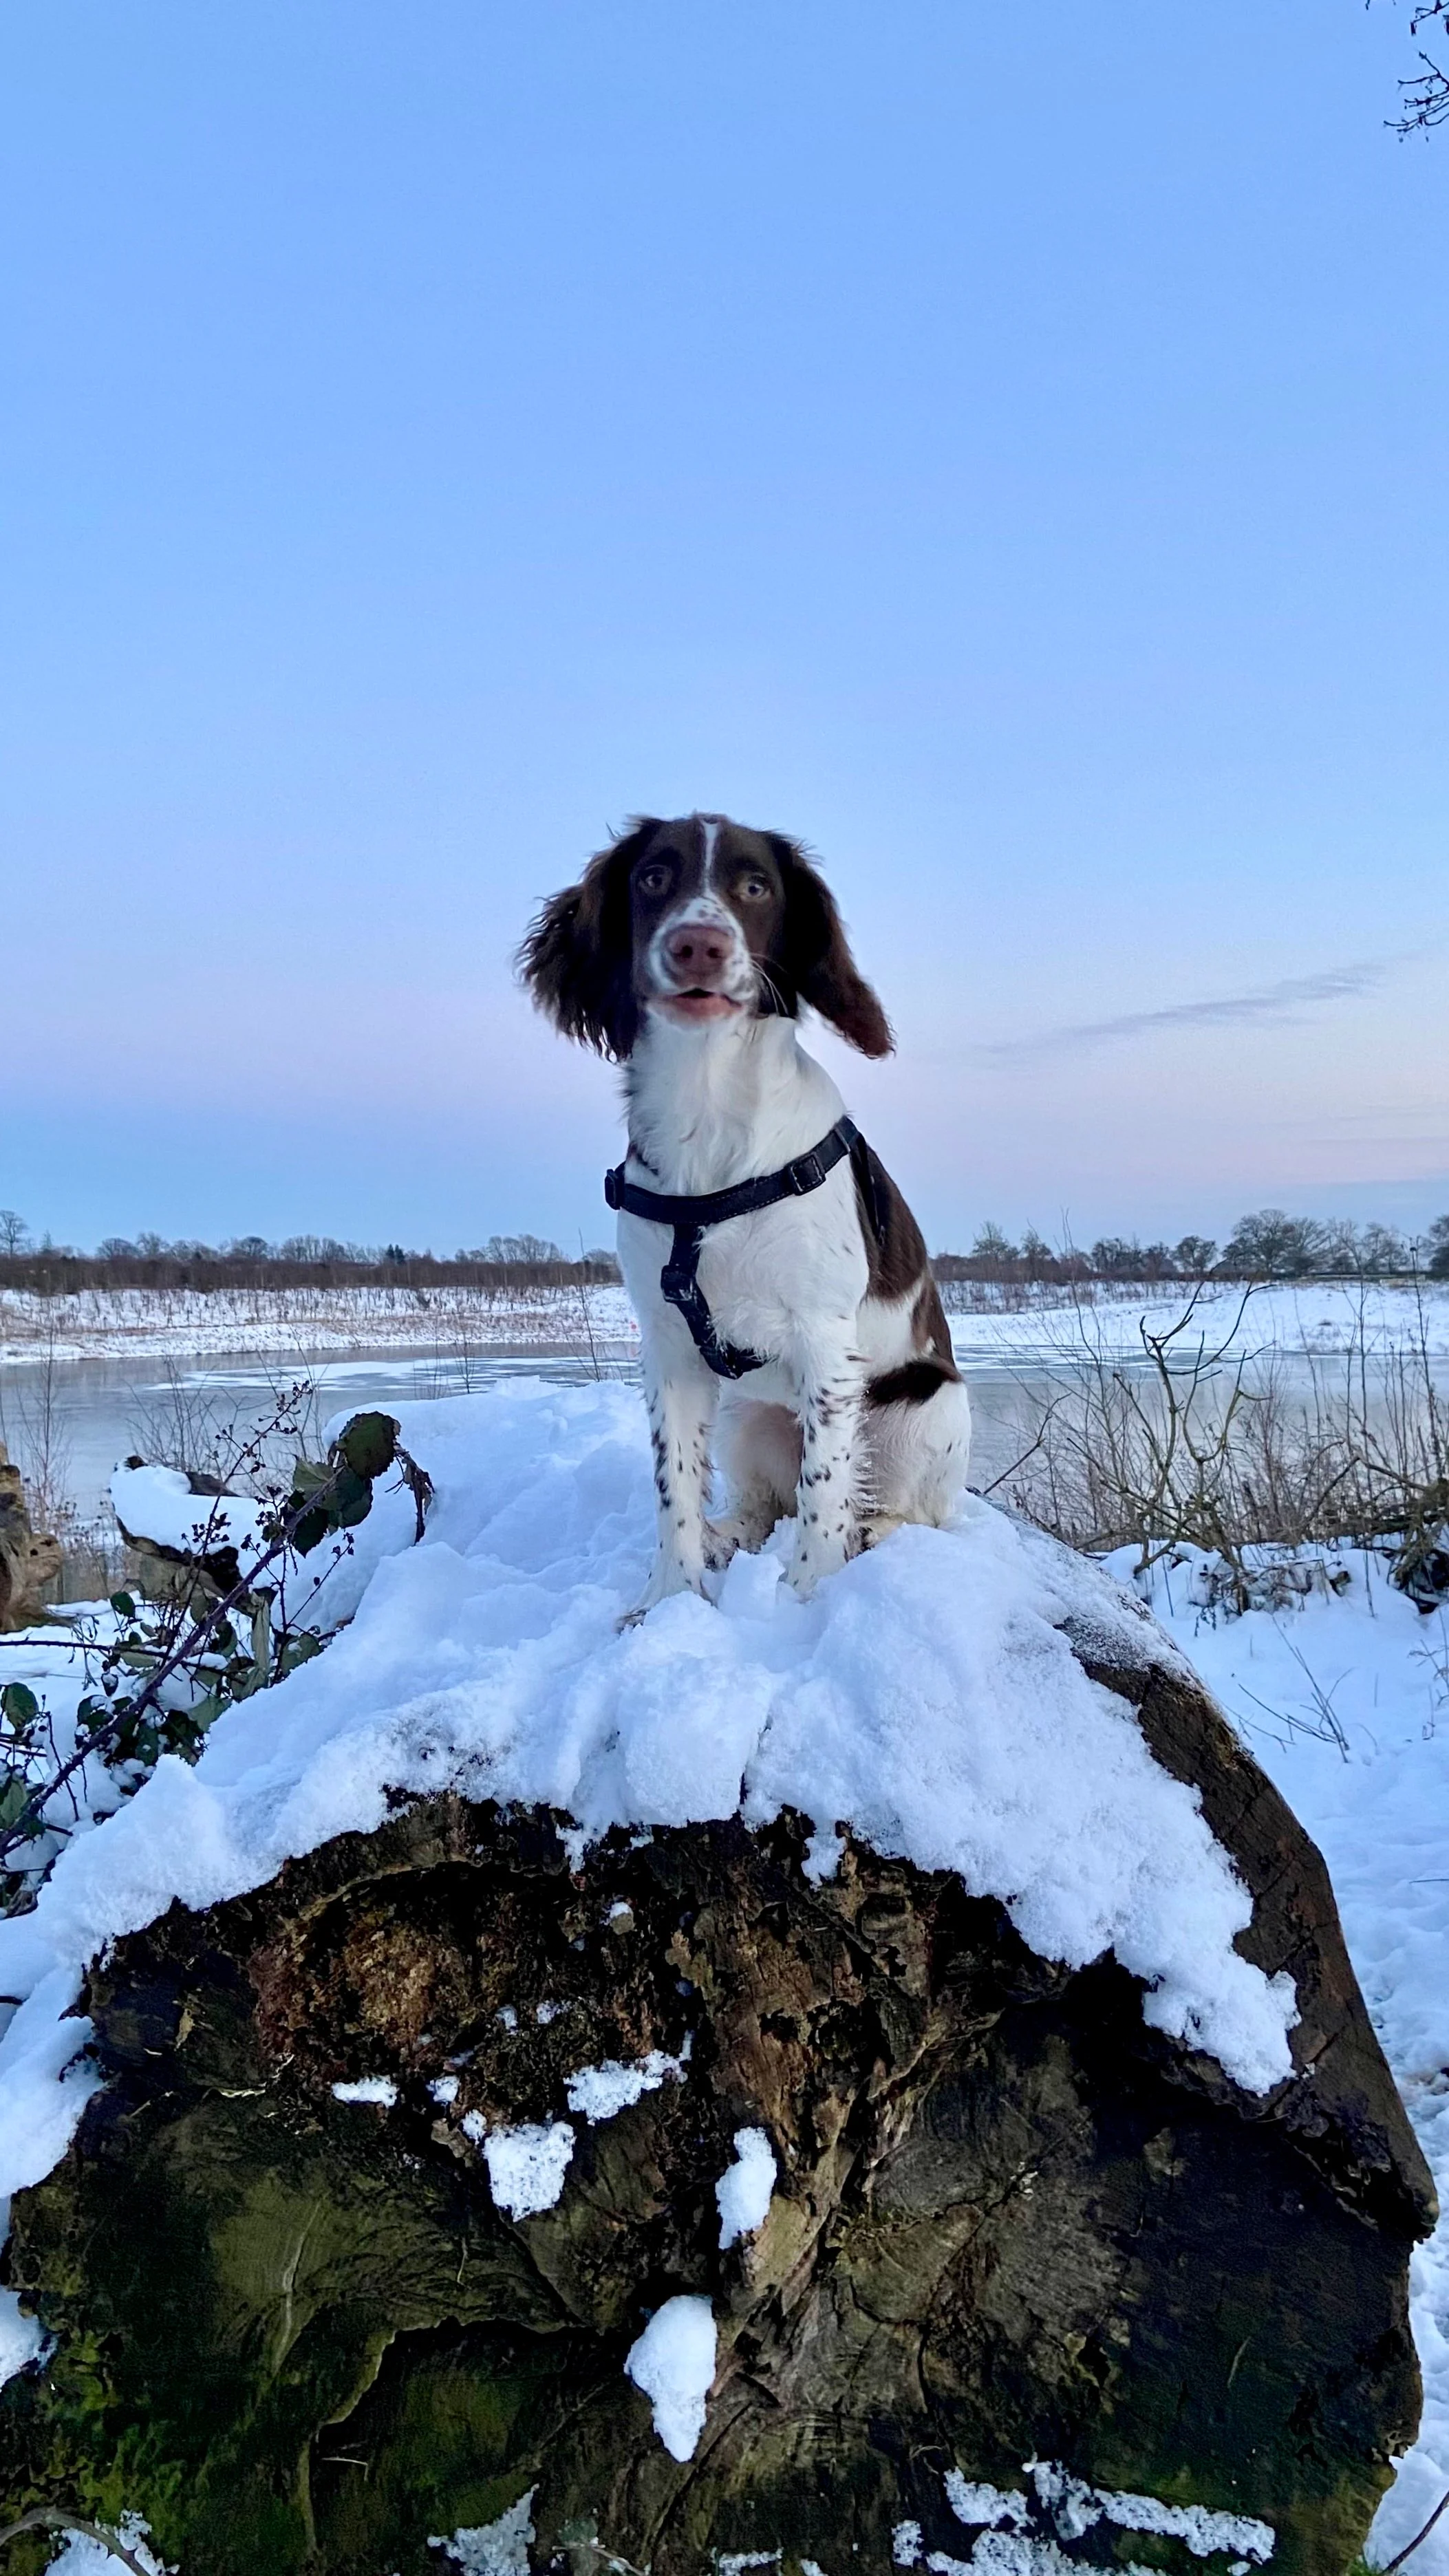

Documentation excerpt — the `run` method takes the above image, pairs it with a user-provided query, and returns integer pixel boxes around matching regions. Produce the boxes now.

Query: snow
[0,1281,638,1366]
[109,1462,268,1563]
[892,2460,1276,2576]
[0,1382,1295,2267]
[1,1380,1446,2547]
[0,1382,1291,2106]
[3,1277,1446,1374]
[0,1967,101,2196]
[105,1457,402,1633]
[429,2488,537,2575]
[1024,2460,1273,2558]
[330,2075,397,2106]
[625,2293,717,2460]
[944,1279,1449,1369]
[716,2125,777,2248]
[565,2047,687,2123]
[0,2246,47,2387]
[46,2515,172,2573]
[471,2118,576,2218]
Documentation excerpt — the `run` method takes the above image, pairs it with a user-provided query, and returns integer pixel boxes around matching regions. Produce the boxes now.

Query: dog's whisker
[754,963,788,1018]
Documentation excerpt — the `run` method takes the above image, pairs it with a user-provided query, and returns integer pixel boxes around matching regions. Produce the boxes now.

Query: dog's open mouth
[656,989,742,1022]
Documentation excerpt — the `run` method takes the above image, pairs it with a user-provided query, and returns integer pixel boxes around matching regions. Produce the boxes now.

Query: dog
[519,813,971,1611]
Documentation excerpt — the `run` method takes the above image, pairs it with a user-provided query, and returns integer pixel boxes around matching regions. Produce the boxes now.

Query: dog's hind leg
[706,1399,802,1567]
[863,1375,972,1537]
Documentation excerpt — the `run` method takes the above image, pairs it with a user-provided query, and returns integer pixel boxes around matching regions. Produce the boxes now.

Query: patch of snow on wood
[716,2125,776,2248]
[625,2293,716,2460]
[469,2116,575,2218]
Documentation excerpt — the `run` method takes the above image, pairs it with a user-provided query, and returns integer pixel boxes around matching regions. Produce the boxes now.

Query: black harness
[605,1115,870,1380]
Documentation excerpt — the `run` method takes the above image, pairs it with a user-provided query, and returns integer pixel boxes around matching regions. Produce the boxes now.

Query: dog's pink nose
[663,923,732,982]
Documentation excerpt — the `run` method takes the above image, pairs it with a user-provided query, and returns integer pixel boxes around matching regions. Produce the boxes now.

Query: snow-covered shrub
[0,1410,429,1911]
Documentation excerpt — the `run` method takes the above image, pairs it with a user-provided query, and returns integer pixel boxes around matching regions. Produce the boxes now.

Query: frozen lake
[0,1338,1067,1523]
[3,1276,1445,1532]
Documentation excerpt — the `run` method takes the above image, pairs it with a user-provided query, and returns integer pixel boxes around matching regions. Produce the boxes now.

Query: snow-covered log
[0,1386,1435,2575]
[109,1458,271,1608]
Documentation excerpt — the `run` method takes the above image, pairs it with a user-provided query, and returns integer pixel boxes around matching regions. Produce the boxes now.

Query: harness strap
[604,1116,861,1380]
[604,1116,859,1230]
[658,1225,762,1379]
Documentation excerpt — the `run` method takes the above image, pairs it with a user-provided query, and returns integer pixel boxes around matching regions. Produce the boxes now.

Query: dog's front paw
[619,1557,708,1628]
[702,1517,747,1573]
[855,1513,903,1554]
[784,1523,857,1600]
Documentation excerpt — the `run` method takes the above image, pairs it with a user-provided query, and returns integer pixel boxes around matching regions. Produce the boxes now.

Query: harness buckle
[603,1163,623,1212]
[785,1148,826,1194]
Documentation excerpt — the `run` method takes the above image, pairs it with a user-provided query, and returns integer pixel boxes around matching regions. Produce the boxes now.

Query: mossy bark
[0,1648,1434,2576]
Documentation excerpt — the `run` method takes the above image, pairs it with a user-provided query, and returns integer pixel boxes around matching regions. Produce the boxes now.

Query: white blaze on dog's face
[630,814,789,1030]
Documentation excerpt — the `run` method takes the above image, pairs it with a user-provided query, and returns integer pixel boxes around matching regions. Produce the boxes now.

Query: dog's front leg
[634,1353,720,1615]
[785,1328,864,1600]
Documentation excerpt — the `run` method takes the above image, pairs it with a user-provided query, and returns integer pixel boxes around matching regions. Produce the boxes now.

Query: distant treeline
[935,1210,1449,1285]
[1,1208,1446,1292]
[0,1219,621,1296]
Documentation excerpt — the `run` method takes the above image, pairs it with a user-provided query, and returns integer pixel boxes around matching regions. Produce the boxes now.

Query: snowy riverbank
[3,1276,1448,1371]
[0,1280,639,1365]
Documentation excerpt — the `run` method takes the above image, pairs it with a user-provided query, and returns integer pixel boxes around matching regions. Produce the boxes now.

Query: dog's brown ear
[769,835,893,1058]
[517,821,659,1059]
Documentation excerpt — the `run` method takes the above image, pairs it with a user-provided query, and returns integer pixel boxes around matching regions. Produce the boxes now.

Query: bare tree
[1391,0,1449,131]
[0,1212,29,1257]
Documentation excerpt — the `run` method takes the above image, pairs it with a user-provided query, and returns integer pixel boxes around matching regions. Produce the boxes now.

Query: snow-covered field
[0,1281,638,1364]
[0,1379,1445,2567]
[947,1278,1449,1368]
[3,1276,1448,1371]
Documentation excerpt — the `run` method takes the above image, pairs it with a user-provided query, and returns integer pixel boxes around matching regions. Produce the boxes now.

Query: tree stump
[0,1445,62,1632]
[0,1639,1434,2576]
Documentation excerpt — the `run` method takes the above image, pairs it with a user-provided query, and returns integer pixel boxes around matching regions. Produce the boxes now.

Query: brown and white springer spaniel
[520,813,970,1612]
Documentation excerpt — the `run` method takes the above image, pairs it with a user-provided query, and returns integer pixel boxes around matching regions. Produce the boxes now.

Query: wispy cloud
[978,958,1395,1064]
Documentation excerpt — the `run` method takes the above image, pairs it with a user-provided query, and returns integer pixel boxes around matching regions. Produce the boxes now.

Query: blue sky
[5,2,1447,1255]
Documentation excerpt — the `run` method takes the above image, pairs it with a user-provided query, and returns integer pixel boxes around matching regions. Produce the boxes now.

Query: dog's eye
[737,873,771,901]
[636,862,672,897]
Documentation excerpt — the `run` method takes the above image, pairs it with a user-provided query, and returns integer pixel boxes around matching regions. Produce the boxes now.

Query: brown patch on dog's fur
[850,1137,961,1407]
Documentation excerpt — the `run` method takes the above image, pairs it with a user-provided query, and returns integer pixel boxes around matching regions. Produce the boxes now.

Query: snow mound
[109,1462,268,1564]
[566,2048,686,2123]
[472,2118,575,2218]
[0,2273,47,2389]
[429,2488,537,2575]
[0,1380,1297,2267]
[625,2293,717,2460]
[330,2076,398,2107]
[716,2126,777,2248]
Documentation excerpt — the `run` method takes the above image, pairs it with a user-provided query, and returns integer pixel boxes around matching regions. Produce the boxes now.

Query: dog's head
[518,813,892,1061]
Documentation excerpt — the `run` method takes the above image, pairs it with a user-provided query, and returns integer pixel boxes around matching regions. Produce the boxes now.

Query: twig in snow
[0,2505,165,2572]
[1380,2484,1449,2573]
